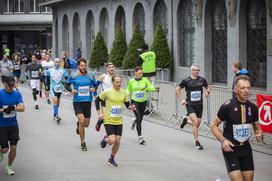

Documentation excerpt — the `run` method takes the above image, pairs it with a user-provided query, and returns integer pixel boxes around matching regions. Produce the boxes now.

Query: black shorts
[223,145,254,172]
[53,90,62,99]
[44,76,50,91]
[0,125,20,149]
[104,124,123,136]
[73,102,91,118]
[186,104,203,118]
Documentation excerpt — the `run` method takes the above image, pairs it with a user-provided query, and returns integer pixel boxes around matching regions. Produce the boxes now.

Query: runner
[65,58,99,151]
[211,75,263,181]
[11,53,22,90]
[0,76,25,176]
[175,64,211,150]
[0,54,13,84]
[25,54,43,110]
[44,58,68,124]
[95,62,115,131]
[41,54,54,104]
[95,75,136,167]
[126,67,156,145]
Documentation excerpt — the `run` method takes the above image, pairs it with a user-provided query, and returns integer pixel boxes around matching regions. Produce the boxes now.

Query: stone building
[41,0,272,92]
[0,0,52,56]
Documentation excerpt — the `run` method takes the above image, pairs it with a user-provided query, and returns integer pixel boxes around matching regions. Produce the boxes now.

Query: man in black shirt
[176,64,210,150]
[211,75,262,181]
[25,55,43,110]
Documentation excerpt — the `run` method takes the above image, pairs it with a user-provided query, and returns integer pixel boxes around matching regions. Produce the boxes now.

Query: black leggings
[131,100,147,136]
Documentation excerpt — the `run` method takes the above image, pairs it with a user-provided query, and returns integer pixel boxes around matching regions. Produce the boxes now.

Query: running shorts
[186,104,203,118]
[30,79,41,91]
[0,125,20,149]
[104,124,123,136]
[73,102,91,118]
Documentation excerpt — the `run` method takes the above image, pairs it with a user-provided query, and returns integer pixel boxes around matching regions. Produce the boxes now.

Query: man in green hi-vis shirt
[127,67,157,145]
[138,44,156,84]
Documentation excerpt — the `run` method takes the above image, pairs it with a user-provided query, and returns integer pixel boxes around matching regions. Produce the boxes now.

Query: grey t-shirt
[0,60,13,76]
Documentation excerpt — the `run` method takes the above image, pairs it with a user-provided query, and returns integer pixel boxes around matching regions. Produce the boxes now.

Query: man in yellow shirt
[95,75,135,167]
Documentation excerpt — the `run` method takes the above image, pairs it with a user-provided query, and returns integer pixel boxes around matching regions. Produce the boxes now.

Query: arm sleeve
[95,96,103,110]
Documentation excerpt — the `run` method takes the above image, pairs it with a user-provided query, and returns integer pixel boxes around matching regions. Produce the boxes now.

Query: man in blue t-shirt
[0,76,25,176]
[65,58,100,151]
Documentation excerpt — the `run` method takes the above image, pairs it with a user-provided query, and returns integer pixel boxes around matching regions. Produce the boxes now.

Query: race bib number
[190,91,201,102]
[78,86,89,97]
[31,71,39,78]
[135,91,145,100]
[54,85,62,93]
[110,106,122,117]
[3,105,16,118]
[233,124,252,142]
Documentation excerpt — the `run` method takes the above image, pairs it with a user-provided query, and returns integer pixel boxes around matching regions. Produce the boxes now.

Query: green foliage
[151,24,172,69]
[109,26,127,67]
[89,32,108,68]
[122,24,145,69]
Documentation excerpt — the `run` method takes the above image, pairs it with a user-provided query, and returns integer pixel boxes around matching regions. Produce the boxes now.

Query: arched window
[133,3,145,35]
[247,0,267,88]
[177,0,195,67]
[86,10,95,59]
[62,15,69,53]
[153,0,168,33]
[99,8,109,45]
[212,0,227,84]
[115,6,126,37]
[73,13,81,57]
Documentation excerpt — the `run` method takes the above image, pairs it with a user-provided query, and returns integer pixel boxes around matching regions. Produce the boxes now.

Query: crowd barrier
[19,68,272,146]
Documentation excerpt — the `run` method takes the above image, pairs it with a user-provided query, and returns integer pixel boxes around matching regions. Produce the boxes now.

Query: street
[0,86,271,181]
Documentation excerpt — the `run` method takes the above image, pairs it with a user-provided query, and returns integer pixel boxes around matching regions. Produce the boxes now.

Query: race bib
[31,71,39,78]
[190,91,201,101]
[54,85,62,93]
[110,106,122,117]
[14,64,20,70]
[135,91,145,100]
[3,105,16,118]
[233,124,252,143]
[78,86,89,97]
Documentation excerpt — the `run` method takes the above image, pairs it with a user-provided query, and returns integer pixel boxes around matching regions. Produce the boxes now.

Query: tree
[109,25,127,67]
[151,24,172,69]
[122,24,145,69]
[89,32,108,68]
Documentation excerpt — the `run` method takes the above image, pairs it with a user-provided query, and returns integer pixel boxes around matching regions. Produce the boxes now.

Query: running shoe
[81,142,87,151]
[131,118,136,130]
[195,141,203,150]
[35,105,39,110]
[47,99,51,104]
[76,121,79,134]
[180,117,188,129]
[0,150,3,161]
[95,119,103,132]
[138,136,145,145]
[100,136,107,149]
[6,165,15,176]
[107,158,118,167]
[54,116,61,124]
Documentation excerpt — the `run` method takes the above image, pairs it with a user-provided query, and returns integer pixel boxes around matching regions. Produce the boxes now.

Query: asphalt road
[0,86,271,181]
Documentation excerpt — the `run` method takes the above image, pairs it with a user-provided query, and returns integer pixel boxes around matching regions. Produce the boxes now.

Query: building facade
[42,0,272,92]
[0,0,52,57]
